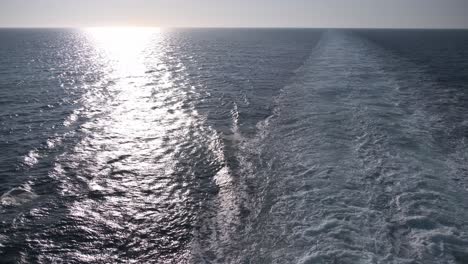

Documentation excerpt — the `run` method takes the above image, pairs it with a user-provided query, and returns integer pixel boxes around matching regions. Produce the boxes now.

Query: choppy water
[1,28,468,264]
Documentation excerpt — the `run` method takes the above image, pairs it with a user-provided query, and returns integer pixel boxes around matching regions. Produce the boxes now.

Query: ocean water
[0,28,468,264]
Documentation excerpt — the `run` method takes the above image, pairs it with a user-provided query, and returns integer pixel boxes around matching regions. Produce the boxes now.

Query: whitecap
[0,183,38,207]
[23,150,40,167]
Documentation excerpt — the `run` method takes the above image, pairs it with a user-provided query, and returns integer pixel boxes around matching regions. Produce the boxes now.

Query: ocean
[0,28,468,263]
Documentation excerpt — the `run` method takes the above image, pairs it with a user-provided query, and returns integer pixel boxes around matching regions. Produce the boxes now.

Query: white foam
[23,150,40,167]
[63,110,80,127]
[0,183,38,207]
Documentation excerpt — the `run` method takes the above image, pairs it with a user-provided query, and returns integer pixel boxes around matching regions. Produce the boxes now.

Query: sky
[0,0,467,28]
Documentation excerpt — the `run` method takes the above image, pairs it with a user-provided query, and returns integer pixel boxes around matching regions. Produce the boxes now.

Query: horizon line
[1,26,468,30]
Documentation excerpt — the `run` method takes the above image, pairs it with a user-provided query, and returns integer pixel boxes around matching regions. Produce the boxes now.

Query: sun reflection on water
[79,26,185,168]
[48,27,235,262]
[85,27,160,76]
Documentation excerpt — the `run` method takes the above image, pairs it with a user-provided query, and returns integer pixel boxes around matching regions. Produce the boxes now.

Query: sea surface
[1,28,468,264]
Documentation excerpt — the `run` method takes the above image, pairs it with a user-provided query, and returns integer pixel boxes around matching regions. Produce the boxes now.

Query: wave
[1,182,38,207]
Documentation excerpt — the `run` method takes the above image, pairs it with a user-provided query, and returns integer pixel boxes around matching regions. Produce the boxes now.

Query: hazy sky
[1,0,467,28]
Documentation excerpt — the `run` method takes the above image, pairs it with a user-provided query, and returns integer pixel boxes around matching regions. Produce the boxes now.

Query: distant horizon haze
[0,0,467,28]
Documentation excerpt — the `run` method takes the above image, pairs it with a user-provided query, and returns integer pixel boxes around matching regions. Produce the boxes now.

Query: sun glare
[85,27,160,75]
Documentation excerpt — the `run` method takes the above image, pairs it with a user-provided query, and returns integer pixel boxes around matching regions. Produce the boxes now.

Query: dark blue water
[1,28,468,263]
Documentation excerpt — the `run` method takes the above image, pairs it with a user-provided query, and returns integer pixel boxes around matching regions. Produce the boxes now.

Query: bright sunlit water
[1,28,468,263]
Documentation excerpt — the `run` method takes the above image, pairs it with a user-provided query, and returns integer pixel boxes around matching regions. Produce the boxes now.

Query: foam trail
[226,30,468,264]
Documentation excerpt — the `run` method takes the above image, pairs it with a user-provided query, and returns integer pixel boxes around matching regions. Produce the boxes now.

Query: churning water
[1,28,468,263]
